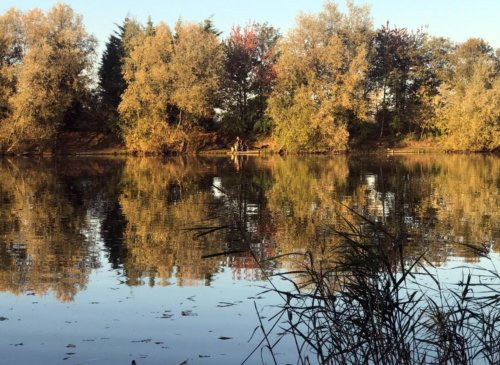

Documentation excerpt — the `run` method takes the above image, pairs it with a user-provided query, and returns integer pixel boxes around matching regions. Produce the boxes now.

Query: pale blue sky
[2,0,499,53]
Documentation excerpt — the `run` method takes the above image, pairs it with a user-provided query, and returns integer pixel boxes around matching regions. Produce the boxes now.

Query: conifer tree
[98,18,142,136]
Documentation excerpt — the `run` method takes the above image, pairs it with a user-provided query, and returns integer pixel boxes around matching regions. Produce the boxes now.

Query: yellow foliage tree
[0,9,23,122]
[435,39,500,151]
[268,1,372,152]
[119,20,223,153]
[118,23,176,152]
[0,4,96,153]
[170,21,223,126]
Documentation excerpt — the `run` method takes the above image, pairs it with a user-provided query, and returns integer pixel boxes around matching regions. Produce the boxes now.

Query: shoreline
[0,132,497,157]
[2,147,498,157]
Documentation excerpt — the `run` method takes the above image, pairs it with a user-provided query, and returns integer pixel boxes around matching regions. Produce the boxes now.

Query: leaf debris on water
[131,338,151,343]
[217,302,236,307]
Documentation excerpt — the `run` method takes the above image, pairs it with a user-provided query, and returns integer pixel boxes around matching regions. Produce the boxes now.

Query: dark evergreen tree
[201,17,222,37]
[98,22,126,135]
[98,18,143,136]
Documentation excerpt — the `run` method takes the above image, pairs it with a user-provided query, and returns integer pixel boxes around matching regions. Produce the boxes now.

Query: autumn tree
[268,1,372,152]
[0,9,23,123]
[169,20,223,129]
[0,4,96,153]
[118,22,174,152]
[435,38,500,151]
[221,23,279,135]
[413,35,454,138]
[119,19,223,153]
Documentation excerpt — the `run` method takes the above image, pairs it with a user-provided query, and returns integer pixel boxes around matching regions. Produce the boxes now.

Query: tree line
[0,2,498,154]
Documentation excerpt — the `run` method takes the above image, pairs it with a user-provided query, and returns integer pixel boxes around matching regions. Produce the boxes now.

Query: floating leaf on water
[131,338,151,343]
[217,302,236,307]
[218,336,232,340]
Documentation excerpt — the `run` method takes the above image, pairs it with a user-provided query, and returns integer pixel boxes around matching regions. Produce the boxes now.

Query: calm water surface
[0,154,498,364]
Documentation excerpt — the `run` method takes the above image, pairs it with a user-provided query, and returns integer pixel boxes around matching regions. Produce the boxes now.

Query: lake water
[0,154,498,364]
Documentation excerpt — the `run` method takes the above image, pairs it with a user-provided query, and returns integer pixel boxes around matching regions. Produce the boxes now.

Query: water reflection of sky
[0,249,293,364]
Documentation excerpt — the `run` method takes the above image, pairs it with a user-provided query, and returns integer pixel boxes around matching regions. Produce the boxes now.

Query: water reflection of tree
[260,154,498,270]
[263,156,350,270]
[214,157,277,279]
[118,158,225,286]
[253,154,500,365]
[0,154,496,301]
[0,158,121,301]
[118,157,280,286]
[348,154,499,262]
[414,154,499,257]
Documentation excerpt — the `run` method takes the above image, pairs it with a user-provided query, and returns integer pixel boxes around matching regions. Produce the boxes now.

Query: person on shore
[234,136,241,152]
[240,139,248,151]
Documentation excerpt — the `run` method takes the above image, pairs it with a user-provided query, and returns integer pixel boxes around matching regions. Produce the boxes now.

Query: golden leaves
[268,1,371,152]
[0,4,96,153]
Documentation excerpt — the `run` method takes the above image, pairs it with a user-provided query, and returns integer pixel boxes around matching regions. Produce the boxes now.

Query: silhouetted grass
[195,182,499,364]
[255,214,500,365]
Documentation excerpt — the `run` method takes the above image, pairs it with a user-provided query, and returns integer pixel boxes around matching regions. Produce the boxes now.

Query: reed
[256,215,500,364]
[196,182,499,364]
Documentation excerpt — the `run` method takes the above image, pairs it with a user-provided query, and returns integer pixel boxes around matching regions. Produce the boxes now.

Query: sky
[2,0,500,53]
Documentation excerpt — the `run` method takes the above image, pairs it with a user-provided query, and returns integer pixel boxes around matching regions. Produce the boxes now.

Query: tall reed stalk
[197,182,499,364]
[256,217,500,364]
